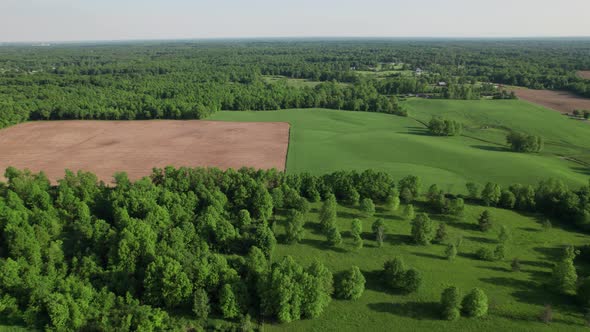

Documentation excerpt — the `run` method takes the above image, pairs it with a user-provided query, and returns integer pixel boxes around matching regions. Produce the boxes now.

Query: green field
[262,201,588,331]
[210,99,590,191]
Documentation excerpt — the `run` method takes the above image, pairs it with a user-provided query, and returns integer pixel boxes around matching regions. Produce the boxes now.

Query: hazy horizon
[1,0,590,43]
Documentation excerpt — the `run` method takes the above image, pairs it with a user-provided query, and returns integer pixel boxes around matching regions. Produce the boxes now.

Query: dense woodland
[0,166,589,330]
[1,39,590,128]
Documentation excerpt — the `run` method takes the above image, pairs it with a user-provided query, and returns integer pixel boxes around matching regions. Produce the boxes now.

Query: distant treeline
[1,40,589,128]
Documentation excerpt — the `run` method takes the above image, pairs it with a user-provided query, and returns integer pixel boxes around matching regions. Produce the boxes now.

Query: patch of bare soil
[0,120,290,183]
[513,88,590,114]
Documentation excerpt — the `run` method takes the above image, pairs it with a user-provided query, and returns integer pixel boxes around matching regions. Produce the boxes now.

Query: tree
[499,190,516,209]
[411,213,435,245]
[220,284,240,319]
[383,257,407,289]
[144,256,193,308]
[398,176,421,203]
[359,198,375,217]
[507,131,543,153]
[435,223,448,243]
[335,266,366,300]
[445,244,457,261]
[481,183,501,206]
[551,246,578,294]
[466,182,480,199]
[327,226,342,246]
[478,210,493,232]
[385,193,400,212]
[254,224,277,259]
[441,286,461,321]
[498,225,510,243]
[319,194,337,231]
[285,210,305,243]
[511,258,521,272]
[403,204,415,221]
[371,219,386,247]
[192,288,210,321]
[402,268,422,293]
[461,288,488,318]
[351,219,364,249]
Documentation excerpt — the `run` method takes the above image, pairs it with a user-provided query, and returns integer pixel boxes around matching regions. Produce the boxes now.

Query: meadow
[263,200,589,331]
[210,99,590,192]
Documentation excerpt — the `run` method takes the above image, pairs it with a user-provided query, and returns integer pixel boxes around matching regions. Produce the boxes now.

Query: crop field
[577,71,590,80]
[0,120,289,183]
[514,88,590,115]
[210,99,590,191]
[263,201,590,331]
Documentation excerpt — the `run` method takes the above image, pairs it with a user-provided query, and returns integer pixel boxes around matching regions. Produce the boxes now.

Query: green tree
[478,210,493,232]
[445,244,458,261]
[359,198,375,217]
[552,246,578,294]
[385,193,400,212]
[319,194,337,231]
[335,266,366,300]
[192,288,210,321]
[441,286,461,320]
[411,213,435,245]
[144,256,193,308]
[403,204,415,221]
[498,225,510,243]
[327,226,342,246]
[435,223,448,243]
[481,183,501,206]
[285,210,305,243]
[461,288,488,318]
[371,219,386,247]
[220,284,240,319]
[399,176,421,203]
[465,182,481,199]
[351,219,364,249]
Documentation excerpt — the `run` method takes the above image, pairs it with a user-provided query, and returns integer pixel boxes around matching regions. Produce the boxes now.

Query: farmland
[578,71,590,80]
[1,40,590,332]
[210,99,590,190]
[514,88,590,115]
[0,120,289,183]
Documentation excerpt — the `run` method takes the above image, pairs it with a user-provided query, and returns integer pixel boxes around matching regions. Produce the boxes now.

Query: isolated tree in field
[506,131,543,153]
[440,286,461,321]
[335,266,366,300]
[285,210,305,243]
[403,204,415,221]
[327,226,342,246]
[351,219,363,249]
[320,194,337,231]
[372,219,386,247]
[435,223,449,243]
[498,225,510,243]
[461,288,488,318]
[465,182,481,199]
[445,244,458,261]
[383,257,407,289]
[511,258,521,272]
[411,213,435,245]
[385,193,400,211]
[402,268,422,293]
[220,284,240,319]
[478,210,493,232]
[552,246,578,294]
[192,288,210,322]
[494,244,506,261]
[359,198,375,217]
[481,183,501,206]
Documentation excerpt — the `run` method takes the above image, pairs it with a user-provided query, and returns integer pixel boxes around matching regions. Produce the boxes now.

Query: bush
[335,266,366,300]
[461,288,488,318]
[441,286,461,321]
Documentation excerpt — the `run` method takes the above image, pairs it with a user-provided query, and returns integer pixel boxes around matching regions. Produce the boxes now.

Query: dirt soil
[514,88,590,114]
[0,120,290,183]
[577,71,590,80]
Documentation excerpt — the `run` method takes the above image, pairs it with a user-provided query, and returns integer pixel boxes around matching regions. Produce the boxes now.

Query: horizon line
[2,35,590,45]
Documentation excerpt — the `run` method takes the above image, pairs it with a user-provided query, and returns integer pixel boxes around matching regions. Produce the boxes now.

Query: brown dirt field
[0,120,290,183]
[577,71,590,80]
[513,88,590,114]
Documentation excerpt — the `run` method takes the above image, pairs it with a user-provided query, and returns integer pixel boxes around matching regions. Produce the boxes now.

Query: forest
[1,39,589,129]
[0,166,589,330]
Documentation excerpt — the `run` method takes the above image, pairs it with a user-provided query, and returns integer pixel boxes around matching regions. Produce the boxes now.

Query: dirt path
[0,120,290,183]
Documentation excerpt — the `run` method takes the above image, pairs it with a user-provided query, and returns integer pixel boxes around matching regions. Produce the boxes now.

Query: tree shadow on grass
[534,246,564,262]
[471,145,510,152]
[367,301,440,320]
[520,260,553,269]
[300,238,347,253]
[519,227,541,233]
[375,213,405,222]
[480,277,576,308]
[572,166,590,176]
[465,235,497,244]
[388,233,413,245]
[448,221,480,232]
[303,221,323,235]
[478,265,511,273]
[413,252,445,261]
[338,211,360,219]
[458,252,479,260]
[405,127,431,136]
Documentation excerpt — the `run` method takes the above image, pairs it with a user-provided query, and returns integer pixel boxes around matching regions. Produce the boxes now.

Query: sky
[1,0,589,42]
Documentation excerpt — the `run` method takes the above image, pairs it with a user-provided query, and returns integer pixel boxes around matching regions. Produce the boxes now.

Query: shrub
[445,244,457,261]
[441,286,461,321]
[461,288,488,318]
[476,247,496,261]
[478,210,493,232]
[335,266,366,300]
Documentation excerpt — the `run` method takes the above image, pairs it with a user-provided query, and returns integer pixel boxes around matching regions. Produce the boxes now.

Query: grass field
[210,99,590,191]
[261,201,589,331]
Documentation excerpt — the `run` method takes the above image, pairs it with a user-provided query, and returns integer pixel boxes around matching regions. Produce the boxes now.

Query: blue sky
[1,0,589,42]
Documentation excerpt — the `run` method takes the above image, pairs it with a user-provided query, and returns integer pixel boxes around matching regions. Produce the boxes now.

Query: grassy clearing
[210,101,589,191]
[263,201,588,331]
